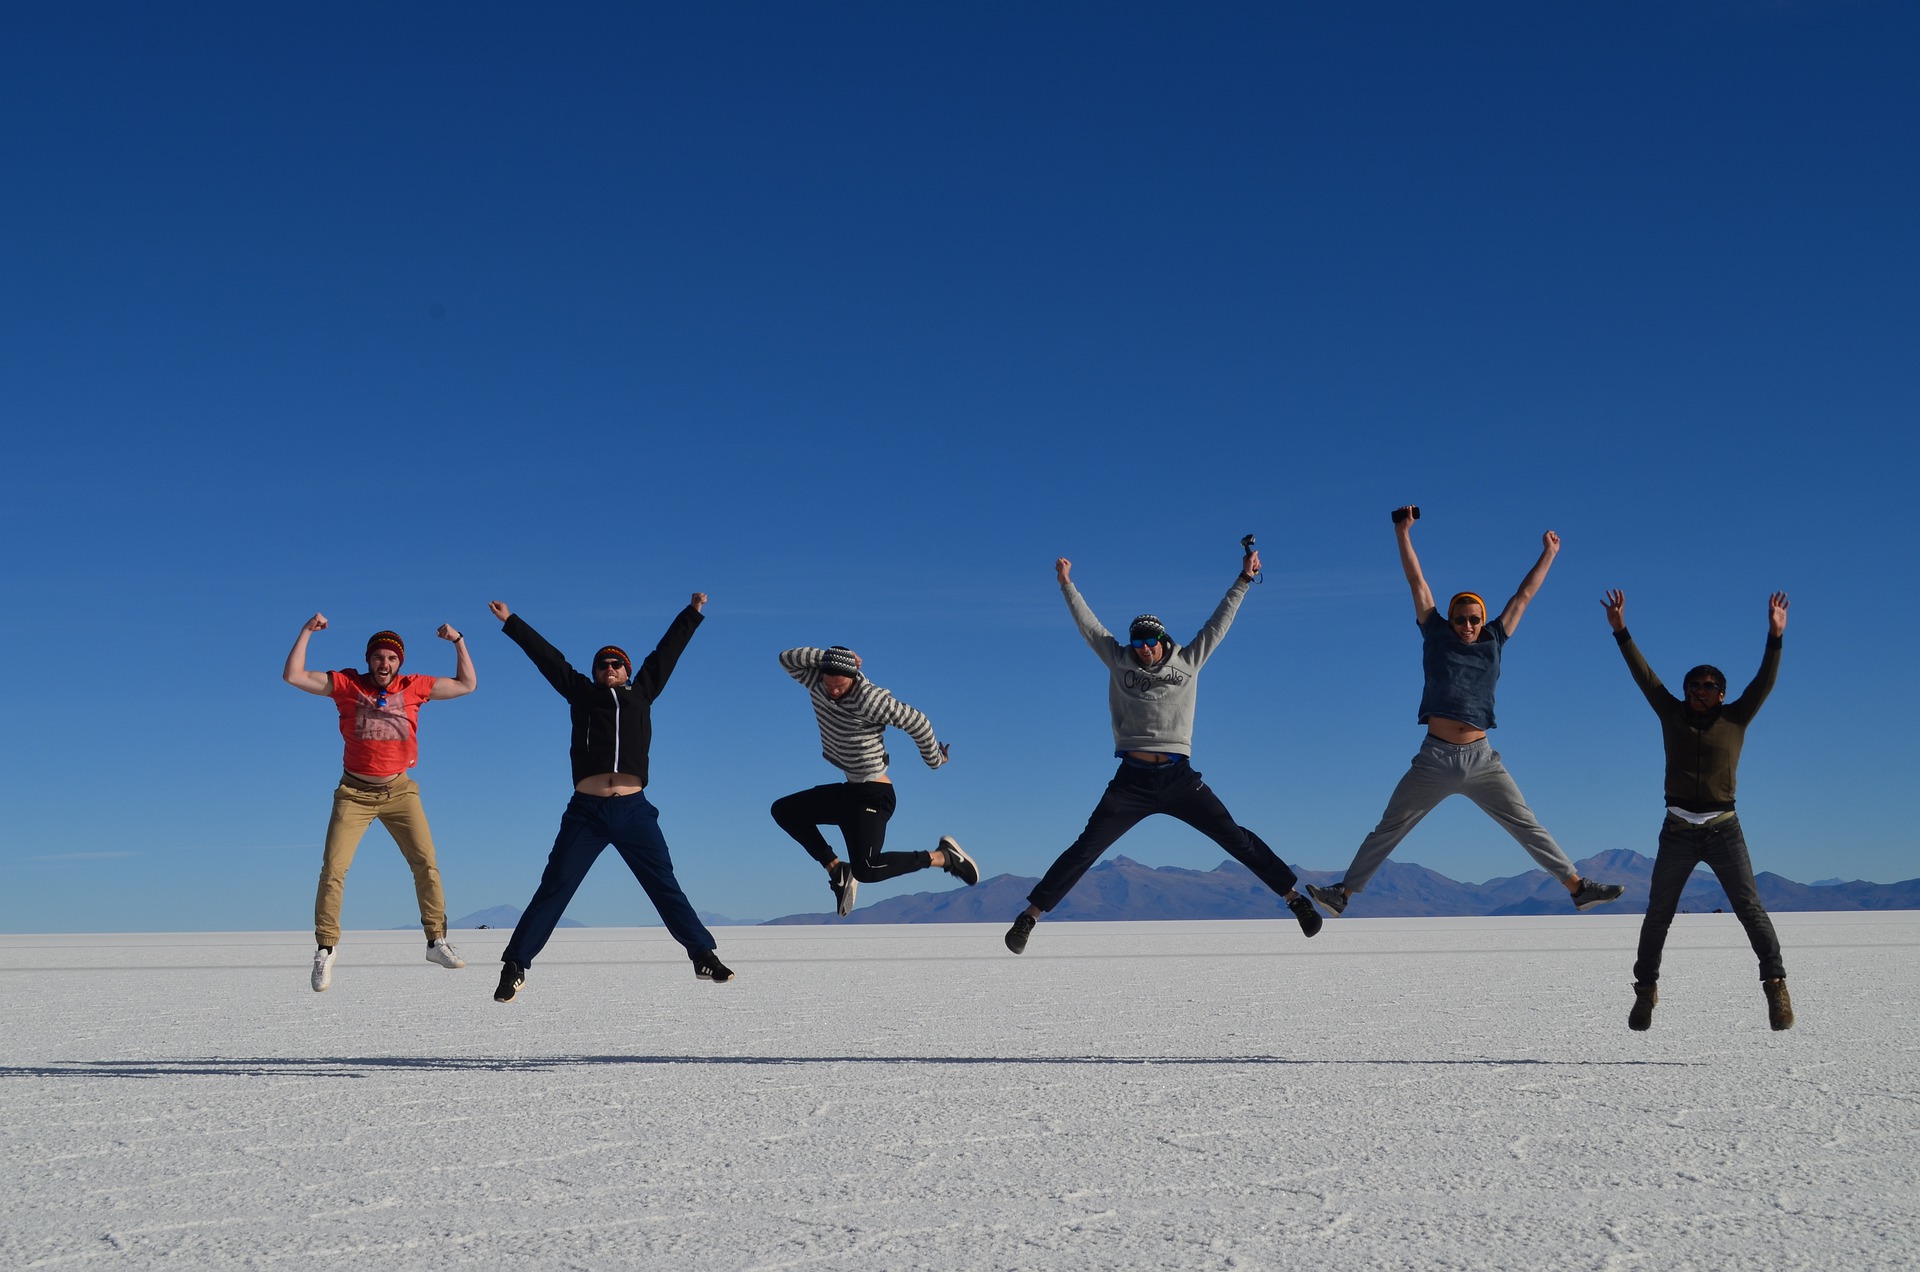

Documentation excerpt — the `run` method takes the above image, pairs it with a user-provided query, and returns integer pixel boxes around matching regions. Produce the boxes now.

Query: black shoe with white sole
[494,961,526,1003]
[1306,883,1348,917]
[830,862,858,917]
[938,836,979,886]
[694,952,735,983]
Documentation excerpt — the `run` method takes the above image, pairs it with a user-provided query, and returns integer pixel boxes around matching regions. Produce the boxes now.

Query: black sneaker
[1764,978,1794,1031]
[938,836,979,886]
[1306,883,1349,917]
[1286,893,1323,938]
[830,862,858,917]
[1629,982,1657,1031]
[1005,913,1036,955]
[694,952,735,984]
[1571,878,1626,911]
[494,960,526,1004]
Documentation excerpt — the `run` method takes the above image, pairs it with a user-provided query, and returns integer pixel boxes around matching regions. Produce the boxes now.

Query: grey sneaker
[1629,982,1658,1031]
[1764,978,1794,1031]
[1005,913,1036,955]
[938,836,979,886]
[494,961,525,1003]
[1306,883,1349,917]
[310,946,335,993]
[830,862,858,917]
[1286,893,1323,938]
[1571,878,1626,911]
[426,938,465,969]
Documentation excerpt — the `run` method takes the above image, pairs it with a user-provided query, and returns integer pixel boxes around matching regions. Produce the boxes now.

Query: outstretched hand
[303,613,329,634]
[1601,589,1626,632]
[1769,591,1789,637]
[436,623,463,643]
[691,592,707,613]
[1055,557,1072,585]
[1242,548,1262,578]
[1541,530,1561,555]
[487,600,511,622]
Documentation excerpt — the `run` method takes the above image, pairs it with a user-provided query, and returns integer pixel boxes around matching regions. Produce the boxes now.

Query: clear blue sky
[4,3,1915,932]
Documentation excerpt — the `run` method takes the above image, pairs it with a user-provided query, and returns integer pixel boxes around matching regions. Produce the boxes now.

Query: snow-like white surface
[3,913,1915,1270]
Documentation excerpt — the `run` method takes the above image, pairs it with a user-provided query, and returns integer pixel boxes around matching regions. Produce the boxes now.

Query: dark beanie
[366,631,405,663]
[1128,614,1168,643]
[594,645,631,669]
[819,646,862,679]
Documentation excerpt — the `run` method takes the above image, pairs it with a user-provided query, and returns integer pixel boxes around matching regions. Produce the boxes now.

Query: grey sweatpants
[1341,735,1577,893]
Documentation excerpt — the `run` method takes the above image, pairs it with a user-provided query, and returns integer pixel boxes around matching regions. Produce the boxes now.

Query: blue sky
[4,2,1915,933]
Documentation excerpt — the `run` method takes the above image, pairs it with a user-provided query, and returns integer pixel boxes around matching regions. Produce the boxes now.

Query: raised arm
[427,623,477,700]
[1603,589,1677,713]
[1394,510,1436,623]
[1496,530,1560,636]
[1182,548,1260,668]
[1057,557,1120,657]
[630,600,706,700]
[777,646,826,684]
[1725,592,1787,725]
[492,601,586,698]
[282,613,333,696]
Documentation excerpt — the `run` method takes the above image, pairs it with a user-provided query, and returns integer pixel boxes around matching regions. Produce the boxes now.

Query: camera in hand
[1391,506,1421,525]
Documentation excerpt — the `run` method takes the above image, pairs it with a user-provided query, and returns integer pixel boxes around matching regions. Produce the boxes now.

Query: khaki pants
[315,773,447,947]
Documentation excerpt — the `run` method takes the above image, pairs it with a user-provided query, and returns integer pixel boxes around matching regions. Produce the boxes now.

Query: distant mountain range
[444,904,741,930]
[759,849,1920,924]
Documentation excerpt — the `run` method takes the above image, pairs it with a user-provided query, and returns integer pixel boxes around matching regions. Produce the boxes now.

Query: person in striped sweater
[772,645,977,916]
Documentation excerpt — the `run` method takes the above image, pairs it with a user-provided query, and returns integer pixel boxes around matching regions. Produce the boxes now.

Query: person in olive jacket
[1604,588,1793,1032]
[486,594,732,1002]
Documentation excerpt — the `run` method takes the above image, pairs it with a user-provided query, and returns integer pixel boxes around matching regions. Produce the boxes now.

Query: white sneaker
[426,938,465,969]
[311,946,336,992]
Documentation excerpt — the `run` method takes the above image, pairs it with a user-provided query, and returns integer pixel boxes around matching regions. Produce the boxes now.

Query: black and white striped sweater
[778,647,947,782]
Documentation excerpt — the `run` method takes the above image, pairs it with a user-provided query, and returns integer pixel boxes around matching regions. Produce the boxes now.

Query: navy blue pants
[1029,759,1297,913]
[503,791,714,969]
[1634,812,1785,985]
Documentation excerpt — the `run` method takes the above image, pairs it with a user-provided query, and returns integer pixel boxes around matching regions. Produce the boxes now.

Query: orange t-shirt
[328,671,436,775]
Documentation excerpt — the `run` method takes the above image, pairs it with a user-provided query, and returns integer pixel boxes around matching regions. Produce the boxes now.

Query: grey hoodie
[1062,574,1251,756]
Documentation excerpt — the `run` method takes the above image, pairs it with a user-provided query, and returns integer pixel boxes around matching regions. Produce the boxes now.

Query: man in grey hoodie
[1005,546,1320,954]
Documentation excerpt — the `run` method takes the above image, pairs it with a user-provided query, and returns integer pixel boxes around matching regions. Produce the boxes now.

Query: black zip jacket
[502,608,703,787]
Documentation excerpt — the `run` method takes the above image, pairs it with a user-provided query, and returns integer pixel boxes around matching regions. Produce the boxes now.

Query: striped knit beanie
[365,631,405,664]
[594,645,631,670]
[819,646,862,680]
[1128,614,1168,644]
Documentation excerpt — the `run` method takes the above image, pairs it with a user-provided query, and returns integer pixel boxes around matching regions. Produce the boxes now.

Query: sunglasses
[1685,681,1724,693]
[1130,636,1163,649]
[595,659,628,671]
[1450,613,1485,627]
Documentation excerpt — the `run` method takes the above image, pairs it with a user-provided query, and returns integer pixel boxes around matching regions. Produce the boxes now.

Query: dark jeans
[1634,812,1785,985]
[1029,759,1297,913]
[770,782,933,883]
[503,791,715,969]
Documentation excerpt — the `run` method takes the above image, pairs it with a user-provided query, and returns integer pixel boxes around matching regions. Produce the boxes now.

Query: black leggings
[771,782,933,883]
[1029,759,1297,912]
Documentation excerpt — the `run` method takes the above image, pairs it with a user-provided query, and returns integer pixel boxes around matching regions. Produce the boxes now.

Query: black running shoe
[1629,982,1657,1031]
[1005,913,1036,955]
[1287,893,1323,938]
[1571,878,1626,911]
[830,862,858,917]
[494,960,525,1004]
[694,952,735,983]
[938,836,979,886]
[1306,883,1349,917]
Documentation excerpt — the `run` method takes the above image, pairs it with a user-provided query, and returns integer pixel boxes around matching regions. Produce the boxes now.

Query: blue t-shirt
[1416,609,1507,730]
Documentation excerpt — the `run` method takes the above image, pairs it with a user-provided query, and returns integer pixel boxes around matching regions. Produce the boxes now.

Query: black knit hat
[593,645,631,670]
[819,646,862,680]
[1128,614,1168,644]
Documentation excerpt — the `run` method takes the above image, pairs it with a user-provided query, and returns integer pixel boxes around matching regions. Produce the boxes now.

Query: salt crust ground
[2,913,1915,1271]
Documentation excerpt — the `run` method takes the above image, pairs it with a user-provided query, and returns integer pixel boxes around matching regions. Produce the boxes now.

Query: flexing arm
[428,623,477,700]
[1497,530,1560,636]
[1603,589,1677,713]
[1725,592,1787,725]
[1395,511,1436,623]
[282,614,333,696]
[778,646,827,684]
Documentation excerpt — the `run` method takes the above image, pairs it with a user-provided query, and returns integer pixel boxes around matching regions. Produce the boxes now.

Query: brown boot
[1763,978,1794,1031]
[1628,983,1657,1032]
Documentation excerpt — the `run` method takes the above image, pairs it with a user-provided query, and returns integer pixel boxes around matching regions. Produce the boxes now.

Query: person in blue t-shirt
[1305,507,1625,919]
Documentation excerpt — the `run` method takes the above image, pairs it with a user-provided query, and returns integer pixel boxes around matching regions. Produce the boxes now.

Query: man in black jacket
[486,595,731,1002]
